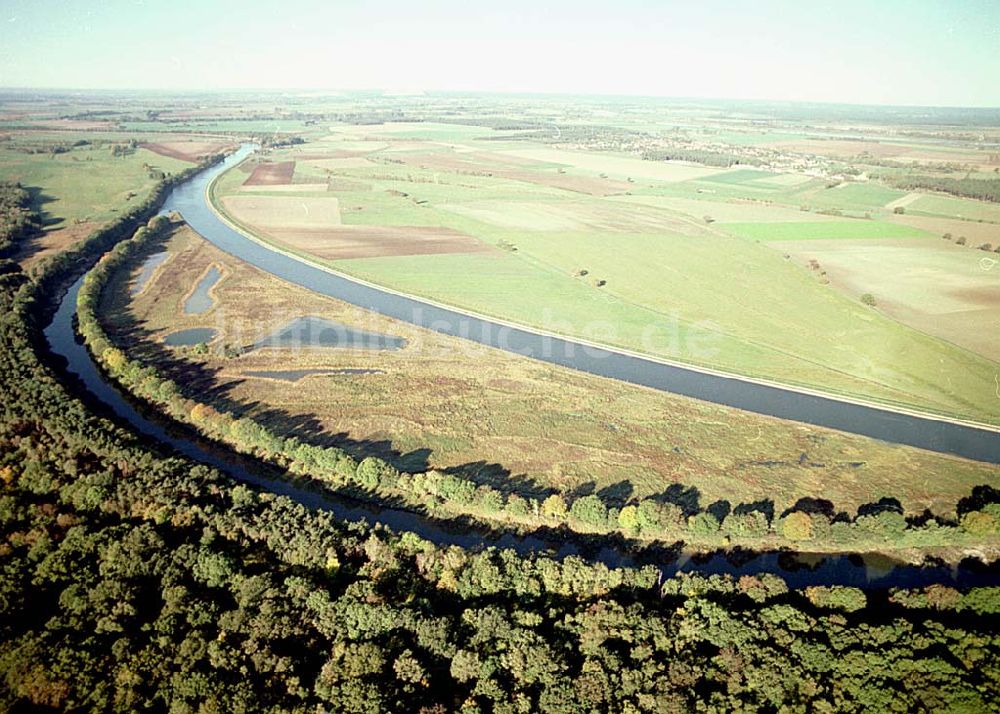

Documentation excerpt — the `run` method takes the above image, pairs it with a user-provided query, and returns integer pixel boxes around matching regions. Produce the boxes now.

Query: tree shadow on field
[733,499,775,523]
[567,481,596,499]
[597,480,634,506]
[10,187,58,262]
[439,461,553,496]
[649,483,701,515]
[781,496,835,519]
[856,496,903,518]
[25,187,61,228]
[706,499,731,522]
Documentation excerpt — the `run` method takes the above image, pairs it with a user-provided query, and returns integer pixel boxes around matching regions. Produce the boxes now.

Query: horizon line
[2,86,1000,112]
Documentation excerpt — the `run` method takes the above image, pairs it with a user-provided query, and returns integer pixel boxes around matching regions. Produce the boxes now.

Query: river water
[161,146,1000,464]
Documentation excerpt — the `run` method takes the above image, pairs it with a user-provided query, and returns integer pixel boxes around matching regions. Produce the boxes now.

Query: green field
[909,194,1000,223]
[721,220,931,241]
[0,142,190,229]
[700,169,781,185]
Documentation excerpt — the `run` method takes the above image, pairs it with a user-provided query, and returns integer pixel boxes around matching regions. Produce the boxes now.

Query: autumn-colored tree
[782,511,815,541]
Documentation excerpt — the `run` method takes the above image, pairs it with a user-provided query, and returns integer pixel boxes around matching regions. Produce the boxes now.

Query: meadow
[0,134,196,266]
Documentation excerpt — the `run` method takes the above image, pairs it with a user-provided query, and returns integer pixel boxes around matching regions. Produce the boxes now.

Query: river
[164,146,1000,463]
[38,146,1000,588]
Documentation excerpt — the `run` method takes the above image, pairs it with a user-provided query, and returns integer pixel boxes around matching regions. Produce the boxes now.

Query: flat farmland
[723,220,930,241]
[889,213,1000,246]
[499,147,726,182]
[243,160,296,185]
[780,237,1000,361]
[142,139,234,163]
[109,227,1000,517]
[221,194,343,228]
[259,225,495,260]
[210,132,1000,424]
[609,194,851,223]
[908,194,1000,223]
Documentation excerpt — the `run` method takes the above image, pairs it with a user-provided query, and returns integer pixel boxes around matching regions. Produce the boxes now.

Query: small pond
[164,327,218,347]
[184,266,222,314]
[130,251,169,295]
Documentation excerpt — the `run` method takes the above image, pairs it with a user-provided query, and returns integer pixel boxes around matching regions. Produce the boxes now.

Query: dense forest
[888,174,1000,203]
[640,148,763,168]
[1,162,1000,712]
[0,181,39,257]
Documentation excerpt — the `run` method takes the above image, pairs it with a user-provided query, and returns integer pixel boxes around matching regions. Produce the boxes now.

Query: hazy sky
[2,0,999,106]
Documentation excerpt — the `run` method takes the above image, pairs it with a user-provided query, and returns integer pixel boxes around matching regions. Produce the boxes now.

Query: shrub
[925,584,962,610]
[635,499,685,532]
[958,587,1000,615]
[438,473,475,504]
[860,293,876,307]
[805,586,867,612]
[618,505,640,533]
[474,486,504,514]
[956,236,967,245]
[893,206,905,214]
[686,512,721,535]
[737,574,789,603]
[541,494,568,520]
[781,512,815,541]
[856,510,907,538]
[721,511,769,538]
[570,494,609,527]
[356,457,398,490]
[505,494,530,517]
[960,510,998,536]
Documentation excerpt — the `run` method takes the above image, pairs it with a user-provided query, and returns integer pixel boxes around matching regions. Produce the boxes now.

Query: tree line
[887,174,1000,203]
[0,181,40,258]
[76,232,1000,555]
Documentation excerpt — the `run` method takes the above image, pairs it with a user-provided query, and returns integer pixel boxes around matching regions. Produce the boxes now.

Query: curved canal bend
[40,146,1000,589]
[186,147,999,463]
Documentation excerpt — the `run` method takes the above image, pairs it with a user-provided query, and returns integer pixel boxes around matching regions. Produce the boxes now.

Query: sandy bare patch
[223,194,341,229]
[267,225,495,260]
[142,140,233,163]
[243,161,295,186]
[885,192,923,210]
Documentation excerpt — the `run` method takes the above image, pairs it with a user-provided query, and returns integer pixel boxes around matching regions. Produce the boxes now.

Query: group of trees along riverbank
[1,160,1000,711]
[77,223,1000,554]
